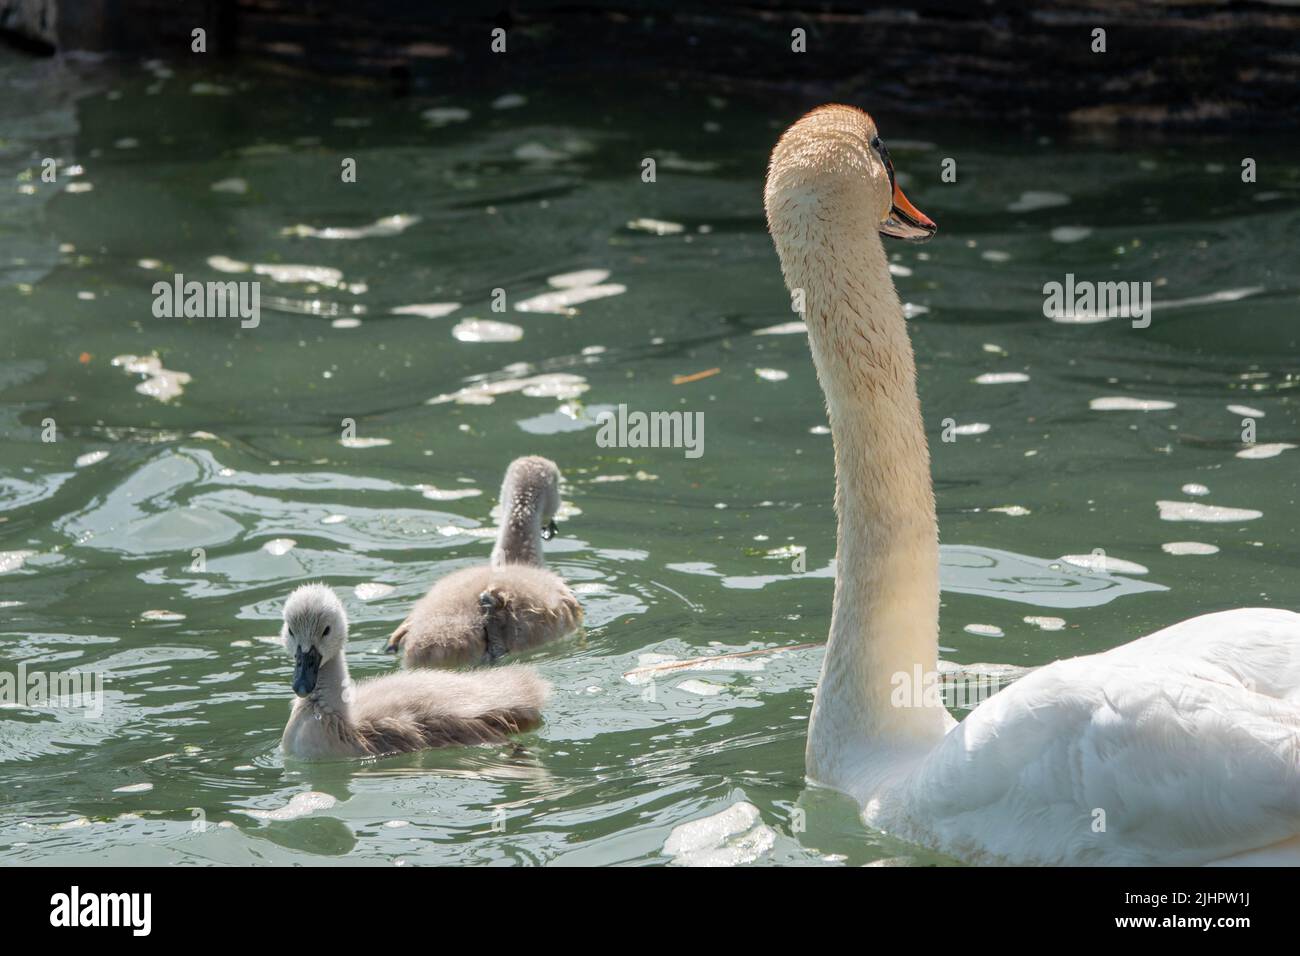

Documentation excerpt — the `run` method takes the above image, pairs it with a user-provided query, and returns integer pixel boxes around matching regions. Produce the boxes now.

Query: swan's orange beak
[880,182,936,242]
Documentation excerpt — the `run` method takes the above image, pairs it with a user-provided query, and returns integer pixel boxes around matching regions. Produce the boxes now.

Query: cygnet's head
[764,104,936,245]
[281,583,348,697]
[501,455,563,538]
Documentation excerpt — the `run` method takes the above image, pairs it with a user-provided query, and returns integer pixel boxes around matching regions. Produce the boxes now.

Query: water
[1,50,1298,866]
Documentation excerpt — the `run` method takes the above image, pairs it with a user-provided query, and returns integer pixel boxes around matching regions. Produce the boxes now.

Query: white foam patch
[1008,190,1070,212]
[514,284,626,314]
[113,783,153,794]
[1155,287,1262,311]
[676,679,723,696]
[453,318,523,343]
[0,551,36,574]
[662,802,776,867]
[513,140,595,162]
[1024,616,1066,631]
[256,263,344,285]
[439,526,497,540]
[112,354,192,402]
[417,485,482,501]
[1060,553,1148,575]
[422,107,470,126]
[211,177,248,194]
[753,321,807,335]
[1227,404,1265,418]
[755,368,788,382]
[1050,226,1092,243]
[1049,310,1114,326]
[391,303,460,319]
[757,545,800,563]
[1162,542,1219,555]
[547,269,609,288]
[1181,483,1210,497]
[659,155,719,173]
[241,791,337,821]
[626,218,684,235]
[262,538,296,556]
[281,214,419,240]
[952,423,990,436]
[1090,397,1176,412]
[207,255,249,273]
[989,506,1031,516]
[339,437,391,448]
[75,450,109,467]
[975,372,1029,385]
[964,623,1004,637]
[354,583,395,600]
[427,371,588,405]
[1236,443,1295,460]
[140,609,186,621]
[1157,501,1262,522]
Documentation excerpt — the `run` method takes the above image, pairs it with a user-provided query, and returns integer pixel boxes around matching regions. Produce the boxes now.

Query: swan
[280,583,549,760]
[764,103,1300,865]
[385,456,583,668]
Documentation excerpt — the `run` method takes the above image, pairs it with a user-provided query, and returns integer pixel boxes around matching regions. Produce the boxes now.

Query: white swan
[280,584,548,760]
[764,104,1300,865]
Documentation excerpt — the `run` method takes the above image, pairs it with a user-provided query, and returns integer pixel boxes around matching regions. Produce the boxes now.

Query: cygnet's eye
[287,629,295,639]
[323,626,331,637]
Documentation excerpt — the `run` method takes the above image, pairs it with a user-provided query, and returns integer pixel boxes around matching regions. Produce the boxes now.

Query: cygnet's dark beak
[292,645,321,697]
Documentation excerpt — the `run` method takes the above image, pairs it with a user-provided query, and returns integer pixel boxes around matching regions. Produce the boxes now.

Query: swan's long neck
[775,218,947,786]
[492,485,546,568]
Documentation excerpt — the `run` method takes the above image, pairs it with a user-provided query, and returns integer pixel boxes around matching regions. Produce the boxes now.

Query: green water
[1,50,1298,866]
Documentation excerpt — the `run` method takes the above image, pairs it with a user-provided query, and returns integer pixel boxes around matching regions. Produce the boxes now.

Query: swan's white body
[765,105,1300,866]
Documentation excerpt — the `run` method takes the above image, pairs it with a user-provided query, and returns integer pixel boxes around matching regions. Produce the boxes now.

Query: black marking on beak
[292,645,321,697]
[871,133,937,243]
[541,519,559,541]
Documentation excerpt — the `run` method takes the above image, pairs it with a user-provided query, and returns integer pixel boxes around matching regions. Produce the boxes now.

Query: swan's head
[502,455,563,539]
[764,104,935,245]
[281,583,348,697]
